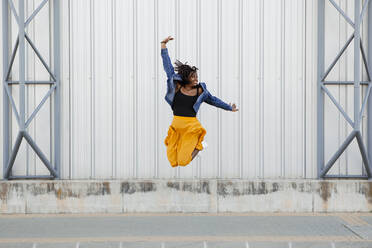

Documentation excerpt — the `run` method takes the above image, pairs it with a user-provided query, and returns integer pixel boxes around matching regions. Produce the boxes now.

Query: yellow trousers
[164,115,206,167]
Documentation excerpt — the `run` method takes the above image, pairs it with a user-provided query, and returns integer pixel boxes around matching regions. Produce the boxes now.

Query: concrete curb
[0,180,371,213]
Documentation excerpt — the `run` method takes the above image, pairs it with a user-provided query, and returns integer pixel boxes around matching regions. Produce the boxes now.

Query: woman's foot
[191,149,200,160]
[190,141,208,161]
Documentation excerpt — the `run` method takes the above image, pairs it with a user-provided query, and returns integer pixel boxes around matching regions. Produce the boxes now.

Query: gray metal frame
[318,0,372,178]
[2,0,60,180]
[369,0,372,172]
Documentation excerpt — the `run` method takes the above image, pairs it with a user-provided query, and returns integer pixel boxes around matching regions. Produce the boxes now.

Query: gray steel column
[316,0,372,178]
[2,0,60,180]
[2,0,10,178]
[18,0,25,131]
[368,0,372,170]
[355,0,361,131]
[317,0,325,178]
[53,0,61,177]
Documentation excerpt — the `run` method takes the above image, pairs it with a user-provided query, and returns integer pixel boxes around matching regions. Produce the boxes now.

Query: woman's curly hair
[174,60,198,86]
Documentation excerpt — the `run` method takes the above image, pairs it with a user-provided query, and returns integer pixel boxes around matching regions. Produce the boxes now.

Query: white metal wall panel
[138,0,157,178]
[70,0,92,179]
[92,0,113,179]
[198,0,219,179]
[305,0,318,179]
[60,0,71,179]
[114,0,135,179]
[1,0,371,179]
[220,0,241,178]
[284,0,306,178]
[241,0,260,179]
[263,0,282,178]
[157,0,176,179]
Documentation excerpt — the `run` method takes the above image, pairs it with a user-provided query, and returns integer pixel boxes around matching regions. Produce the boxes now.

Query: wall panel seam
[111,0,116,178]
[303,0,307,178]
[281,0,285,178]
[239,0,243,179]
[154,0,159,179]
[90,0,95,178]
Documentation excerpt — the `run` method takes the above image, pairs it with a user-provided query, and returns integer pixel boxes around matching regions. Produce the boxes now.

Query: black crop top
[172,86,200,117]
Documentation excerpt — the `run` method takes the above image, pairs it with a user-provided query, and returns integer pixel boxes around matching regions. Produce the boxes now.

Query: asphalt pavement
[0,213,372,247]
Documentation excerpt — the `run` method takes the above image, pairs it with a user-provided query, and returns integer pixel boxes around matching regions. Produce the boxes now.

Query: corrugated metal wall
[0,0,370,179]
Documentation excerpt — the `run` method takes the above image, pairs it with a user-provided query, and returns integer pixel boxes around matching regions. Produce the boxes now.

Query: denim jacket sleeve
[161,48,175,79]
[204,90,233,111]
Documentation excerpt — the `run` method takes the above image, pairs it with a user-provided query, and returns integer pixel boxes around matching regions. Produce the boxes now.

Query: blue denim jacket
[161,48,232,113]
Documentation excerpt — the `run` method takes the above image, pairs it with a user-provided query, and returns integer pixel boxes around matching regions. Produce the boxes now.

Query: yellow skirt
[164,115,207,167]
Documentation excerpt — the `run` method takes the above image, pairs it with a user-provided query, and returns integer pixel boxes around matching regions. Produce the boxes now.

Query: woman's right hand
[161,36,174,48]
[229,103,239,112]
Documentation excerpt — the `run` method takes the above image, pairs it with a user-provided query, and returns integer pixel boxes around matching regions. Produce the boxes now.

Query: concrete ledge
[0,180,371,213]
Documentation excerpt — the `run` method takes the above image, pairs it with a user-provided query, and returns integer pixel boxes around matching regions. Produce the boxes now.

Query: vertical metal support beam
[317,0,325,178]
[368,0,372,172]
[2,0,10,178]
[318,0,370,178]
[2,0,60,180]
[53,0,61,177]
[355,0,361,131]
[18,0,25,131]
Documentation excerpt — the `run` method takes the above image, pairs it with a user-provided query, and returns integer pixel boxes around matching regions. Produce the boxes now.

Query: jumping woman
[161,36,238,167]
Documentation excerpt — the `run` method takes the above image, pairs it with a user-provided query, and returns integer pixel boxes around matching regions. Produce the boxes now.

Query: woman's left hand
[229,103,239,112]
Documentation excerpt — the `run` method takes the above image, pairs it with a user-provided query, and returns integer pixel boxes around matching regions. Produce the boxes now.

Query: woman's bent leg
[177,133,200,166]
[164,126,179,167]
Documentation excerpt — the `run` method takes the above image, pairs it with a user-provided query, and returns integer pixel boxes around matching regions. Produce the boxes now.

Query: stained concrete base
[0,179,372,213]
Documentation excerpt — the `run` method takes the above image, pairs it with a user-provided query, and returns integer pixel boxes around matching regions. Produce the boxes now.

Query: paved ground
[0,213,372,247]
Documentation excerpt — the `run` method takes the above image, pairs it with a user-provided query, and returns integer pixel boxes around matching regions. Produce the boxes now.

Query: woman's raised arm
[160,36,175,79]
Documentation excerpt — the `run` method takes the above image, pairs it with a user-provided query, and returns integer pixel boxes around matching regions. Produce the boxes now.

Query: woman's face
[187,72,198,87]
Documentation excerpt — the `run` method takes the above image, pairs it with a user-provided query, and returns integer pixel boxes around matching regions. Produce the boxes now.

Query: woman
[161,36,238,167]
